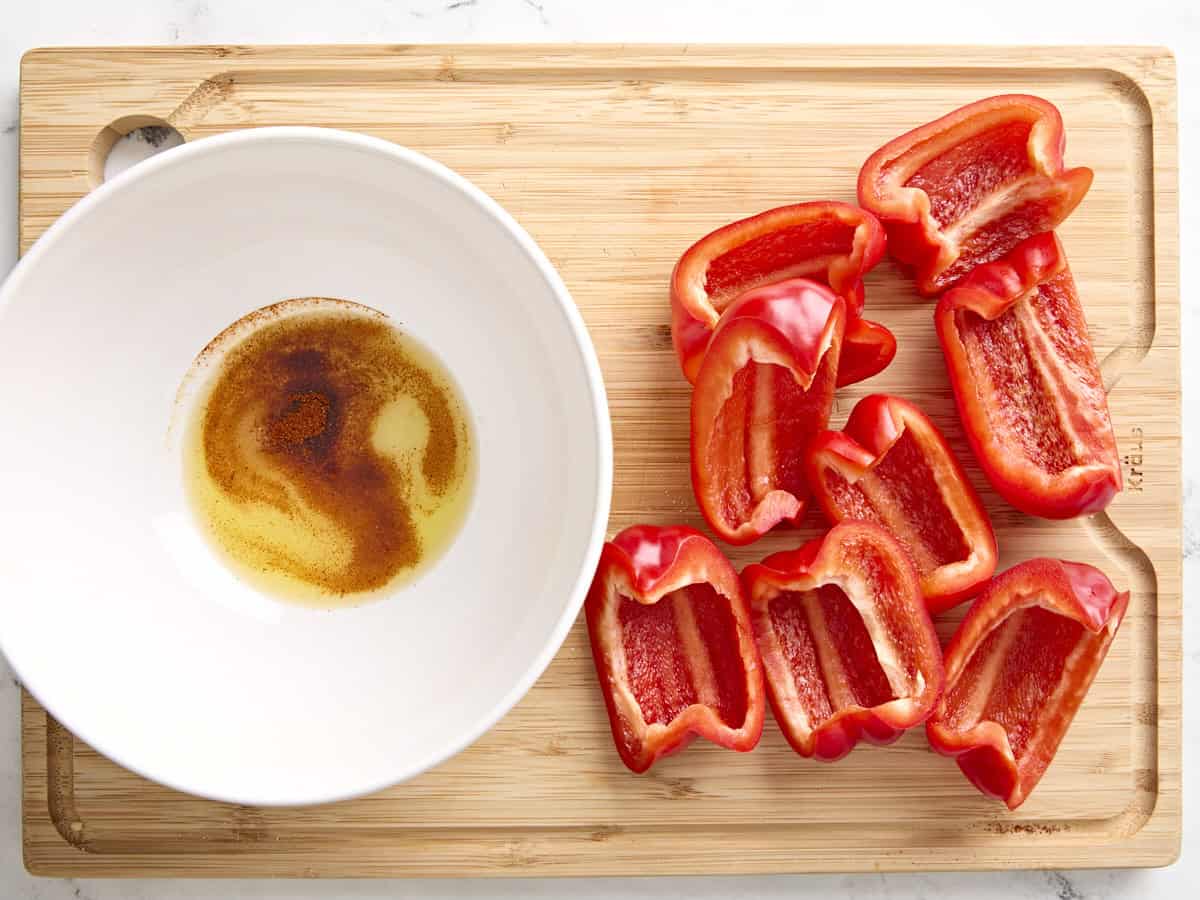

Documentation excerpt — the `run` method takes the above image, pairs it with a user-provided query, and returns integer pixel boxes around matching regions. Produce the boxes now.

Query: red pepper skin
[858,95,1093,296]
[690,279,845,545]
[926,559,1128,810]
[669,201,893,387]
[935,232,1121,519]
[840,316,898,389]
[743,522,944,761]
[805,395,997,613]
[584,525,766,773]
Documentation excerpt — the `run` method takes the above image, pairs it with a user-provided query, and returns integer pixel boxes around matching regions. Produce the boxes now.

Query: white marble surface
[0,1,1193,897]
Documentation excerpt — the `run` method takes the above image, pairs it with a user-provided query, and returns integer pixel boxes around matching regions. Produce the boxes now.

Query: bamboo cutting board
[18,45,1180,876]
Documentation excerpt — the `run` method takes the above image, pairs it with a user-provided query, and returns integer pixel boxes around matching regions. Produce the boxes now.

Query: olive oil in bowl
[180,298,475,607]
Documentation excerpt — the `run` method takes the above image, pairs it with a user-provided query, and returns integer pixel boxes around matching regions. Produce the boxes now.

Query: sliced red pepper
[858,94,1093,296]
[840,316,898,389]
[584,524,766,773]
[743,521,943,761]
[669,201,894,387]
[805,394,997,613]
[926,558,1128,810]
[935,232,1121,519]
[690,278,845,545]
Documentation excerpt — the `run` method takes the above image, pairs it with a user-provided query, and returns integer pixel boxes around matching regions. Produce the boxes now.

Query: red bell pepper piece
[585,524,766,773]
[805,394,998,613]
[670,201,894,387]
[839,316,898,390]
[743,522,943,761]
[926,558,1128,810]
[858,95,1093,296]
[690,278,844,545]
[935,232,1121,519]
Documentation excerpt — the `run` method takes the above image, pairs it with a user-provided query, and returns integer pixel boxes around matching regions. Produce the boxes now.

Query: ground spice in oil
[184,299,474,604]
[266,391,331,448]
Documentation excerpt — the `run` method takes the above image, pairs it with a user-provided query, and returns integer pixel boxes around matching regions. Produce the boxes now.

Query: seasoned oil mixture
[182,299,474,606]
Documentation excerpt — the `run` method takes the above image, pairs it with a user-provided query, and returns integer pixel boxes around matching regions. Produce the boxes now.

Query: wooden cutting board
[17,44,1180,876]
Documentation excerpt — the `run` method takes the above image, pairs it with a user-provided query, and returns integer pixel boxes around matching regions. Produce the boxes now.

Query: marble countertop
[0,1,1193,897]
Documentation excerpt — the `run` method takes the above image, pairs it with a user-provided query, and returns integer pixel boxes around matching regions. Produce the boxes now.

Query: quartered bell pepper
[805,394,997,613]
[670,201,895,387]
[690,278,844,545]
[926,558,1128,810]
[743,522,944,761]
[858,95,1093,296]
[585,524,766,773]
[935,232,1122,519]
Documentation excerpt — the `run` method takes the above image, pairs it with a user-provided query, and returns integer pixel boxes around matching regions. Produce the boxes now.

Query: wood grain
[16,44,1180,876]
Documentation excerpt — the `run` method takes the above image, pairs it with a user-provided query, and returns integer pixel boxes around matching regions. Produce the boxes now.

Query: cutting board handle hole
[89,116,184,188]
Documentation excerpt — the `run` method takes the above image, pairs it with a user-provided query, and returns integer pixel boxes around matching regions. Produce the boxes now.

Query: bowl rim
[0,126,614,807]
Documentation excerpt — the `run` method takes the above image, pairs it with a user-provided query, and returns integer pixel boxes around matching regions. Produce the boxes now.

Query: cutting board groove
[17,44,1179,876]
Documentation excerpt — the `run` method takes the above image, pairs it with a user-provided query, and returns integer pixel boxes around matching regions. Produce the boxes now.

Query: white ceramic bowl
[0,128,612,806]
